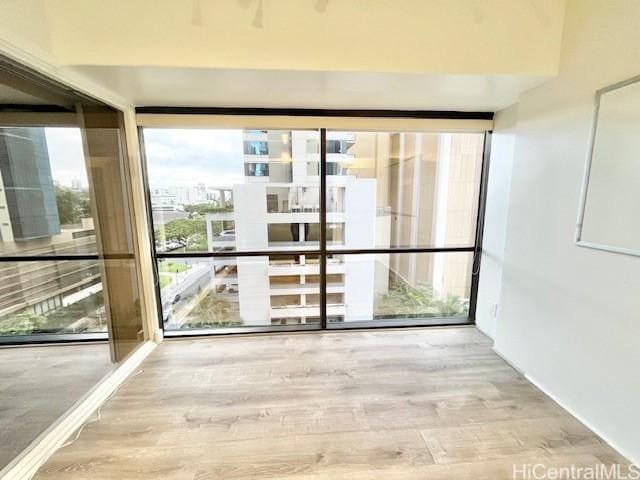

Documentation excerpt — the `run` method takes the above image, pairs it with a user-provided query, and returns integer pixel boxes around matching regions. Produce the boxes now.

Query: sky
[45,128,88,188]
[43,127,246,189]
[143,128,245,187]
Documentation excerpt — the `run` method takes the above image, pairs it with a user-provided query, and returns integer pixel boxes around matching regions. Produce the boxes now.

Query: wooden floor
[35,327,627,479]
[0,343,112,470]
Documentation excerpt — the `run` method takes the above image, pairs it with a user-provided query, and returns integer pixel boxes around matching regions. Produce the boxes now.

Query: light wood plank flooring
[0,343,112,470]
[35,327,628,479]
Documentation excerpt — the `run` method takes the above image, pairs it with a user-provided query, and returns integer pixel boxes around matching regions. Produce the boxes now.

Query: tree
[157,218,206,247]
[56,188,77,225]
[184,203,233,216]
[55,187,91,225]
[188,291,240,327]
[375,279,467,318]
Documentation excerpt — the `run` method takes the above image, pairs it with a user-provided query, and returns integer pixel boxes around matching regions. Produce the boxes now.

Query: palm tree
[376,280,436,316]
[376,278,467,318]
[189,292,240,327]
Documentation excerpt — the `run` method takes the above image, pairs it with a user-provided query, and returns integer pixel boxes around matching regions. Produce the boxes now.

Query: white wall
[476,104,518,339]
[489,0,640,463]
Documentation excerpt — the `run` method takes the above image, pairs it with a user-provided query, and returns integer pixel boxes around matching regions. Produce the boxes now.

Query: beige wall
[0,0,57,64]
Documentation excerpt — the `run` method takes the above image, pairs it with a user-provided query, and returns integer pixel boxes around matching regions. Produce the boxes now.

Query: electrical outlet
[490,302,498,318]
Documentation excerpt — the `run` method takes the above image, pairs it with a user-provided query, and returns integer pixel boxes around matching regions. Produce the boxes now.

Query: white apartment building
[205,130,381,325]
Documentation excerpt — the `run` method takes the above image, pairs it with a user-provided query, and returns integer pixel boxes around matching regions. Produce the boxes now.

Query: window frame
[137,108,493,336]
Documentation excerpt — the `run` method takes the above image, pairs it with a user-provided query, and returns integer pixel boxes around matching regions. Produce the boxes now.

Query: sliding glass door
[0,114,146,359]
[141,124,487,335]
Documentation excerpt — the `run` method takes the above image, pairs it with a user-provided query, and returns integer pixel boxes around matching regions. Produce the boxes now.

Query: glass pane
[82,120,146,360]
[0,127,97,256]
[325,131,484,250]
[159,255,321,331]
[327,252,473,324]
[143,128,321,253]
[0,260,107,336]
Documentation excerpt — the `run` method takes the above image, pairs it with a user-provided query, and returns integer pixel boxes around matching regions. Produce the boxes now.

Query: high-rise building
[0,127,60,241]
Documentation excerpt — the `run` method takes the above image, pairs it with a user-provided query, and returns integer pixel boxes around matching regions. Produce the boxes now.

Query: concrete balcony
[269,282,345,296]
[266,241,320,251]
[270,304,345,319]
[243,154,269,162]
[243,132,268,141]
[208,237,236,250]
[268,261,345,276]
[212,258,237,267]
[265,212,344,223]
[326,153,355,163]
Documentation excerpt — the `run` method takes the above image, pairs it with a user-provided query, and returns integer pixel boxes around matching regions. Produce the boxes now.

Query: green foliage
[0,312,49,335]
[46,291,105,329]
[186,233,207,252]
[375,279,467,318]
[183,203,232,215]
[55,187,91,225]
[155,218,206,251]
[158,261,190,273]
[159,274,172,289]
[0,291,105,335]
[432,294,466,316]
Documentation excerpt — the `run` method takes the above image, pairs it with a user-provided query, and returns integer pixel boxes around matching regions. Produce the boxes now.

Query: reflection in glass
[328,252,473,323]
[160,255,321,331]
[0,127,96,255]
[0,260,106,336]
[325,131,484,250]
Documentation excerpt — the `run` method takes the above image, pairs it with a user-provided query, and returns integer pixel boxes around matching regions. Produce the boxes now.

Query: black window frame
[137,107,493,337]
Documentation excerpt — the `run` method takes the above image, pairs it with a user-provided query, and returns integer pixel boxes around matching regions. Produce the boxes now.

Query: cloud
[143,128,245,187]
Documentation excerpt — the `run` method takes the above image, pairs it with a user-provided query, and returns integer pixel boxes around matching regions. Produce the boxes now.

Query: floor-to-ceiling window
[141,118,488,334]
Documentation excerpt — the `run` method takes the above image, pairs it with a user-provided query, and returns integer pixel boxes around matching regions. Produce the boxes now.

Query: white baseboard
[492,345,638,467]
[474,322,495,342]
[0,340,157,480]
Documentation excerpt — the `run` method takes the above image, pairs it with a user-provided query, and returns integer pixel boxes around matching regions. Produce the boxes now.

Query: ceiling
[71,66,549,111]
[0,0,565,112]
